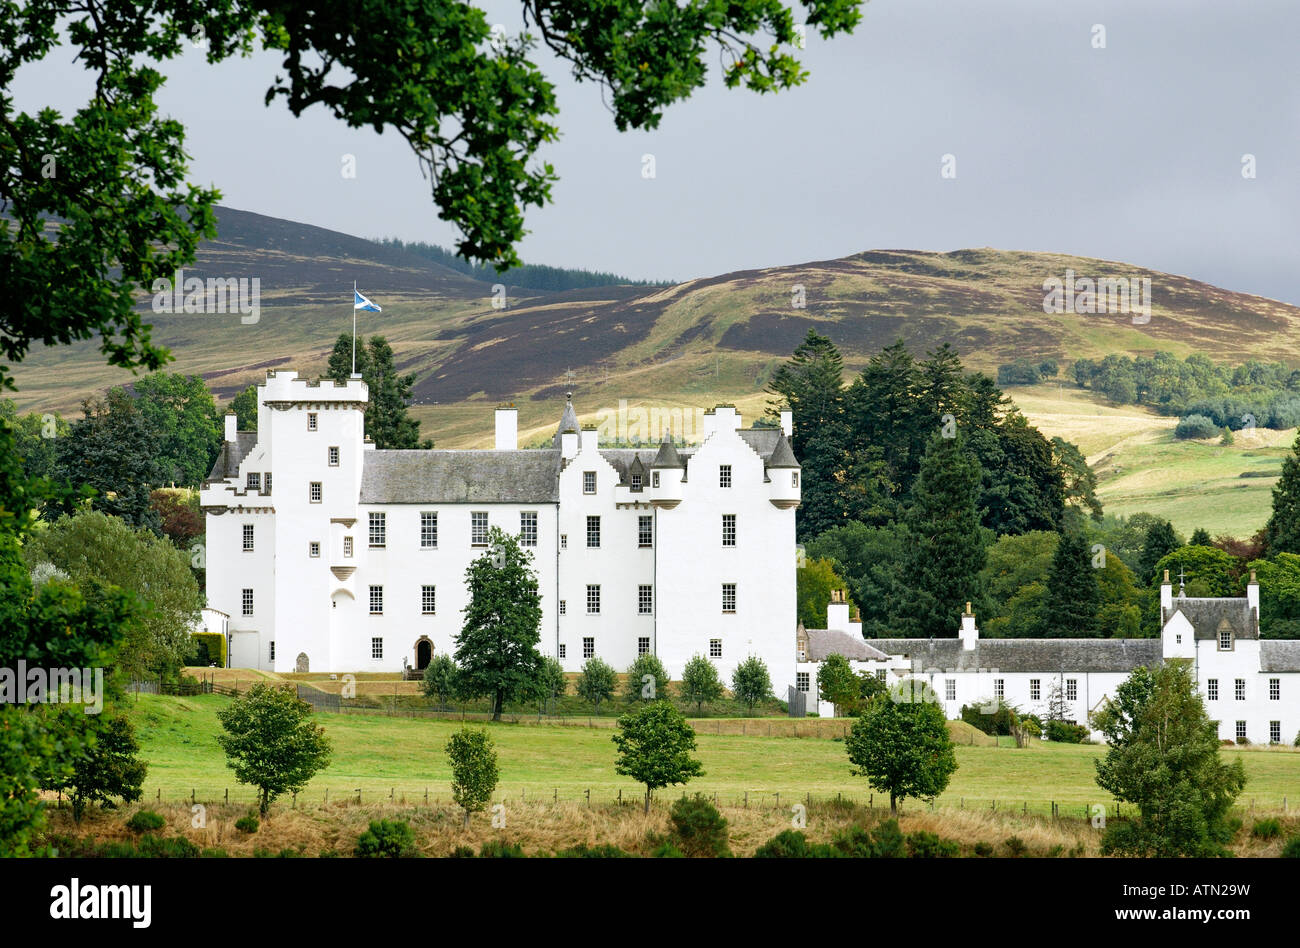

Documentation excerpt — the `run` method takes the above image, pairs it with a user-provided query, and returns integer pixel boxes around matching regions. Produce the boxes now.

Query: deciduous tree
[612,701,704,813]
[216,684,333,816]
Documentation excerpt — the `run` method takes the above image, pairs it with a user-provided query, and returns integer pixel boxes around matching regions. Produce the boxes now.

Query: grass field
[125,695,1300,816]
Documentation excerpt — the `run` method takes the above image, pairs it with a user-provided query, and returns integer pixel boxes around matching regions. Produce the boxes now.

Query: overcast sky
[13,0,1300,301]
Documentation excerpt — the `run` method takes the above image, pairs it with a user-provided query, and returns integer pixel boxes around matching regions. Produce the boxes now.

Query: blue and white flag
[354,288,382,312]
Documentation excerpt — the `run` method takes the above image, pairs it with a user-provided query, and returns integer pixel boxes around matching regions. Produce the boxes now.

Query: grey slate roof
[552,399,579,446]
[1261,640,1300,672]
[804,628,890,662]
[359,449,561,504]
[651,440,684,469]
[1165,597,1259,639]
[765,432,800,469]
[869,637,1164,673]
[598,449,659,482]
[207,432,257,481]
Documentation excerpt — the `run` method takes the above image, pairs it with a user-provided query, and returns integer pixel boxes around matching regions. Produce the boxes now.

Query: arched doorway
[415,638,432,671]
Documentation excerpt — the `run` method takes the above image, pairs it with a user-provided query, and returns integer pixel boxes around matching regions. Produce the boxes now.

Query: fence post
[744,791,747,808]
[292,792,296,809]
[324,788,328,804]
[224,788,228,804]
[585,789,590,806]
[554,788,558,804]
[425,788,429,804]
[191,789,195,805]
[618,789,622,806]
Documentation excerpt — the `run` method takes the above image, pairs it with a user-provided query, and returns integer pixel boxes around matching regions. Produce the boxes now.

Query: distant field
[127,695,1300,814]
[1013,383,1292,537]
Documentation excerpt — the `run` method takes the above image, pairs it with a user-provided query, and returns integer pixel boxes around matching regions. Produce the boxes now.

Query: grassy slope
[129,695,1300,813]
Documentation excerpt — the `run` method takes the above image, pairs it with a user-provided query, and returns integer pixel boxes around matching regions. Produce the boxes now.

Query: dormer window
[630,473,642,491]
[1218,627,1233,651]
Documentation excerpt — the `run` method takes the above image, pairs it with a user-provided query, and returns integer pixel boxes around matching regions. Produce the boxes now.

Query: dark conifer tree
[1047,529,1100,637]
[1137,520,1181,585]
[1265,433,1300,555]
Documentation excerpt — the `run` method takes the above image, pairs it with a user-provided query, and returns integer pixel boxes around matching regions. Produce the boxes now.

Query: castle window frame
[471,511,489,546]
[369,585,384,615]
[246,472,260,492]
[1218,628,1234,651]
[586,515,601,549]
[1270,678,1280,701]
[721,583,736,614]
[719,464,732,488]
[638,637,650,656]
[558,644,566,659]
[241,588,254,616]
[307,412,318,431]
[1271,721,1282,744]
[586,584,601,615]
[1235,720,1247,742]
[1030,679,1041,701]
[1066,678,1078,702]
[1234,678,1245,701]
[243,523,254,552]
[792,471,799,488]
[269,641,275,662]
[638,585,652,615]
[421,585,436,615]
[652,471,660,489]
[709,639,722,659]
[264,472,272,494]
[328,446,339,466]
[369,512,386,548]
[583,637,594,659]
[520,511,537,547]
[796,672,810,693]
[630,473,642,491]
[721,514,736,547]
[638,516,653,548]
[1207,678,1219,701]
[343,536,353,557]
[583,471,596,494]
[309,481,322,503]
[994,679,1004,699]
[559,600,566,616]
[371,637,383,660]
[945,679,956,702]
[420,512,438,549]
[309,541,320,558]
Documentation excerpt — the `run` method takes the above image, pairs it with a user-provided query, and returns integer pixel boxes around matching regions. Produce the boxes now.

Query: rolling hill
[10,207,1300,535]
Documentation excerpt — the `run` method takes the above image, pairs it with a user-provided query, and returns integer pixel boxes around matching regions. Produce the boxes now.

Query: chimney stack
[1160,569,1173,618]
[780,409,793,437]
[959,602,979,651]
[1247,569,1259,615]
[224,411,237,443]
[494,404,518,450]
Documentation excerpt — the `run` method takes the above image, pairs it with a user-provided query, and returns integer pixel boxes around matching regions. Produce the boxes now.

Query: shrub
[1004,836,1029,857]
[827,820,906,858]
[234,815,259,834]
[449,846,476,858]
[125,810,166,833]
[187,631,227,667]
[753,829,813,858]
[137,835,200,858]
[479,840,525,858]
[669,794,730,858]
[651,840,684,858]
[354,819,418,858]
[973,842,994,857]
[1251,818,1282,839]
[905,830,960,858]
[1282,837,1300,858]
[1044,719,1089,743]
[1174,414,1219,440]
[556,843,631,858]
[961,701,1017,736]
[201,848,228,858]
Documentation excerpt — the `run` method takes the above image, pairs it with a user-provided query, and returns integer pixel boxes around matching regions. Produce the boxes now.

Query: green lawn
[129,695,1300,815]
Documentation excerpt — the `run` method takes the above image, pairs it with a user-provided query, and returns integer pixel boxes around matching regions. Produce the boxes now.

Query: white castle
[200,371,801,689]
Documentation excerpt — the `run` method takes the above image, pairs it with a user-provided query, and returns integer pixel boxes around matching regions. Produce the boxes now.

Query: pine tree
[325,332,431,449]
[903,432,990,637]
[1265,433,1300,554]
[1047,530,1100,637]
[1137,520,1181,584]
[1189,527,1212,546]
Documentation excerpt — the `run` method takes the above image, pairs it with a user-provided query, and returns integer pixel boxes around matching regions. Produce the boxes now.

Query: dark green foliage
[46,714,146,822]
[623,653,670,703]
[379,238,667,290]
[453,528,544,720]
[997,359,1043,386]
[1267,433,1300,555]
[188,632,227,668]
[1003,836,1028,857]
[326,334,432,449]
[555,843,632,858]
[132,373,221,486]
[1251,818,1282,839]
[446,728,499,825]
[905,830,960,858]
[234,815,259,834]
[421,653,460,707]
[229,385,258,432]
[202,848,229,858]
[1047,530,1099,636]
[216,683,333,816]
[730,656,774,712]
[973,841,994,857]
[1190,528,1213,546]
[354,819,418,858]
[752,829,815,858]
[576,657,617,712]
[816,653,860,716]
[612,701,704,813]
[1174,414,1220,440]
[805,521,910,638]
[668,794,730,857]
[830,820,906,858]
[678,655,724,715]
[1137,520,1182,585]
[961,700,1018,736]
[1282,837,1300,858]
[449,846,476,858]
[1044,719,1088,743]
[125,809,166,833]
[478,840,525,859]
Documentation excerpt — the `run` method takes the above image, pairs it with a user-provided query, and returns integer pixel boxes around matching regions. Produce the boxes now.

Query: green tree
[623,652,670,703]
[612,701,704,813]
[806,520,910,638]
[446,728,499,827]
[533,655,566,716]
[1048,530,1100,636]
[576,657,617,713]
[228,384,259,432]
[845,686,958,814]
[730,655,773,713]
[327,333,432,449]
[43,714,147,823]
[1151,545,1238,598]
[453,528,544,721]
[421,654,460,708]
[132,373,221,486]
[816,653,859,717]
[679,655,724,715]
[50,390,163,530]
[0,400,67,481]
[1137,520,1182,585]
[1190,527,1213,546]
[796,557,847,629]
[25,509,202,681]
[903,431,991,637]
[216,684,333,816]
[1051,436,1103,522]
[1266,432,1300,555]
[1094,665,1246,856]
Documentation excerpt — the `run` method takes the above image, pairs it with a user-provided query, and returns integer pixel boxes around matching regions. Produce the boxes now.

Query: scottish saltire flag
[354,288,382,312]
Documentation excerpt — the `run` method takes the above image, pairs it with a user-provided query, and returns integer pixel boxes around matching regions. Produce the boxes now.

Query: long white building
[201,370,801,689]
[796,575,1300,744]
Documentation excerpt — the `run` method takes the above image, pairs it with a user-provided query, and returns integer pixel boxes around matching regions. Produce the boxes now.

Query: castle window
[994,679,1004,699]
[583,471,596,494]
[269,641,275,662]
[638,637,650,656]
[421,512,438,549]
[1030,679,1040,701]
[558,644,566,659]
[264,472,272,494]
[709,639,722,659]
[630,473,642,491]
[583,637,594,659]
[369,512,386,547]
[586,585,601,614]
[328,446,339,466]
[721,514,736,547]
[945,679,956,701]
[652,471,660,488]
[243,523,254,551]
[792,471,799,488]
[246,472,260,492]
[1235,679,1245,701]
[875,669,887,682]
[1235,720,1247,742]
[307,412,318,431]
[242,588,254,616]
[719,464,732,488]
[421,585,436,615]
[638,585,653,615]
[586,515,601,548]
[559,600,566,615]
[638,516,653,548]
[1066,679,1077,701]
[560,534,567,550]
[309,481,322,503]
[471,511,489,546]
[372,637,383,660]
[309,541,320,557]
[369,585,383,615]
[520,511,537,547]
[343,536,353,557]
[1207,678,1218,701]
[1270,678,1280,700]
[796,672,810,693]
[1219,629,1233,650]
[721,583,736,614]
[1271,721,1282,744]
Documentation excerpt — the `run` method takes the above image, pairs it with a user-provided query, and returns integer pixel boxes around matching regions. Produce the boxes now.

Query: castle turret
[649,439,684,508]
[766,432,800,509]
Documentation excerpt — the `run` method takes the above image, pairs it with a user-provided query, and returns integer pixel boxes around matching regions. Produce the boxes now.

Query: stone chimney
[224,411,237,443]
[494,404,517,450]
[1247,569,1259,615]
[780,409,793,437]
[959,601,979,651]
[826,588,850,632]
[1160,569,1173,619]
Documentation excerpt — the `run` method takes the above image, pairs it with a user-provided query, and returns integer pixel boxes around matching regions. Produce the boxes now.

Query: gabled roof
[869,637,1164,673]
[1165,597,1258,640]
[359,449,562,503]
[207,432,257,481]
[803,628,890,662]
[1260,640,1300,672]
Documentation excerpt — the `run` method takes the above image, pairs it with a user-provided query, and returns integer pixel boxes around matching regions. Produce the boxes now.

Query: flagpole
[351,280,357,377]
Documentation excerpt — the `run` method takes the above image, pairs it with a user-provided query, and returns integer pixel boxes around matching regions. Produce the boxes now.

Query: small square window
[709,639,722,659]
[583,637,594,659]
[719,465,732,488]
[369,585,384,615]
[243,523,254,551]
[1219,630,1233,650]
[309,481,322,503]
[307,412,318,431]
[630,473,642,491]
[721,583,736,614]
[328,446,339,466]
[583,471,596,494]
[309,541,320,557]
[560,534,568,550]
[638,637,650,656]
[372,637,383,660]
[421,585,436,615]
